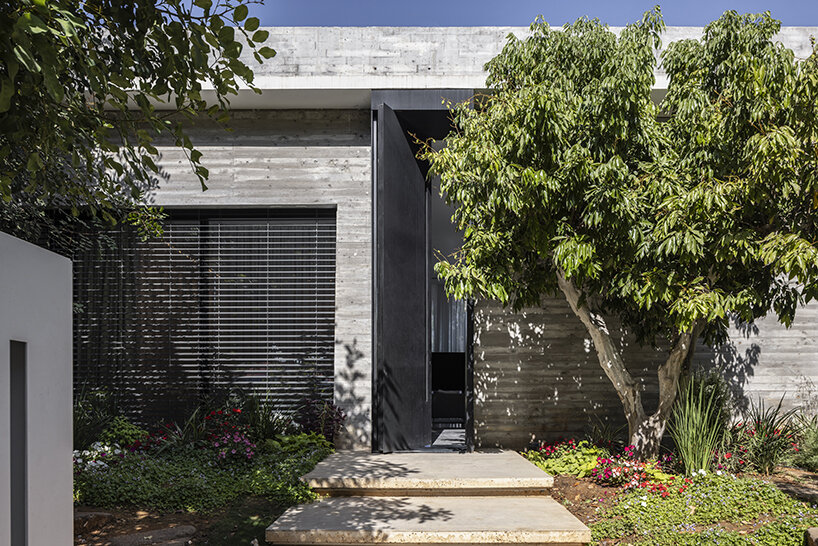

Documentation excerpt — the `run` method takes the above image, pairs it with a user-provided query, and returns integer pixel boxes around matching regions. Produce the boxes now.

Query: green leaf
[244,17,260,32]
[258,46,276,59]
[16,12,49,34]
[233,5,249,22]
[193,0,212,10]
[26,152,43,173]
[252,30,269,43]
[0,78,14,112]
[13,44,41,72]
[42,66,64,103]
[218,26,235,45]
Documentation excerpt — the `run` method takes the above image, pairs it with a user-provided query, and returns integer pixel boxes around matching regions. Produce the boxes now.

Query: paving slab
[303,451,553,496]
[74,511,115,532]
[109,525,196,546]
[266,495,589,545]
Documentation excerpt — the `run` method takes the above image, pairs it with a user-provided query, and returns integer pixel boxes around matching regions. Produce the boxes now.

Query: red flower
[724,452,732,459]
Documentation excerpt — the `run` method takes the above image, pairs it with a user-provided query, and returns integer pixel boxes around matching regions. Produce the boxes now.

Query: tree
[0,0,275,244]
[422,8,818,457]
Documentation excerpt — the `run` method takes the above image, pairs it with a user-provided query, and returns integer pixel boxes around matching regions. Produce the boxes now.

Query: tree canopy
[0,0,275,238]
[423,8,818,455]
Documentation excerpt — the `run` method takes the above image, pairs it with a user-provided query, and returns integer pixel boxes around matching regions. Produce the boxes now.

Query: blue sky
[253,1,818,26]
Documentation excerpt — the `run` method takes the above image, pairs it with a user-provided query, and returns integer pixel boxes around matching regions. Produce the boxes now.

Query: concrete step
[266,495,590,545]
[302,451,553,496]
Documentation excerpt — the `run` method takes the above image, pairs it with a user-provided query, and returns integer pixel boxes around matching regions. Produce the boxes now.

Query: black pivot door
[374,103,431,451]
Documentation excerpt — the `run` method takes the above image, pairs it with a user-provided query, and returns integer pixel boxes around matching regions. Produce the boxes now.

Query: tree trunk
[556,271,699,459]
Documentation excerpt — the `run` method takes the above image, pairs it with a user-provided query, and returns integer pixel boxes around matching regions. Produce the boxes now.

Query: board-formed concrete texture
[187,26,818,109]
[266,496,590,545]
[303,451,553,495]
[473,294,818,448]
[0,232,73,546]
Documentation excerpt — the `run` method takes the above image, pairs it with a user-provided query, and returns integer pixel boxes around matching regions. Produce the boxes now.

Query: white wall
[0,232,73,545]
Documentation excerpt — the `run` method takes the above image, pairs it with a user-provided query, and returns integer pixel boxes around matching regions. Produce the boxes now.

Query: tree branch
[556,270,644,423]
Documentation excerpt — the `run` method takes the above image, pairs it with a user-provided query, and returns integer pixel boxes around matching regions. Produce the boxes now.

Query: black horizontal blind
[73,209,336,424]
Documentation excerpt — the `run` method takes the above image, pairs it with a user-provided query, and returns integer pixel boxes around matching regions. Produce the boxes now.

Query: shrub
[669,373,727,474]
[98,416,148,447]
[74,433,332,512]
[73,386,117,450]
[523,439,606,478]
[727,396,797,474]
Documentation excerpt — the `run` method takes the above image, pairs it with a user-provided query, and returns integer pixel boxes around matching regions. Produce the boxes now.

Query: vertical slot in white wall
[10,340,27,546]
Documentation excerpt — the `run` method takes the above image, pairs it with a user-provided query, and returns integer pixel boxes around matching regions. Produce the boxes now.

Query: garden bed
[550,471,818,545]
[72,389,343,545]
[522,435,818,545]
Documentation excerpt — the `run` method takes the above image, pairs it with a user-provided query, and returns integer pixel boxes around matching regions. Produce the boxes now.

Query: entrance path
[266,451,590,545]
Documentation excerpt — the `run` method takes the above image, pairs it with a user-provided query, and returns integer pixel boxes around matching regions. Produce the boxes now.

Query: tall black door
[373,104,431,451]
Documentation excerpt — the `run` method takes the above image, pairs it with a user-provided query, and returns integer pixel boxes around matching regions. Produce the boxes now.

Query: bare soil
[75,497,286,545]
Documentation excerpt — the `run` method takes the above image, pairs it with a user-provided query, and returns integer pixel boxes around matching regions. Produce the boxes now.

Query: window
[73,209,336,423]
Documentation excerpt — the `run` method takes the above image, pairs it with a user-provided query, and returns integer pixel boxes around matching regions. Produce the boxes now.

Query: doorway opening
[372,89,475,452]
[430,174,469,451]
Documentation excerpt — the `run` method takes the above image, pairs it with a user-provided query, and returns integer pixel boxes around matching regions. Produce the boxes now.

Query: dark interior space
[431,352,467,430]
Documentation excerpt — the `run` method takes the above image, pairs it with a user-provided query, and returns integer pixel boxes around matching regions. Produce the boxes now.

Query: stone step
[266,495,590,545]
[302,451,553,496]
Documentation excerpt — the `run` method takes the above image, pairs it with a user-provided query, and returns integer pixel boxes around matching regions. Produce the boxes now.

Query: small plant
[730,396,797,474]
[212,429,256,463]
[294,396,345,444]
[591,450,674,489]
[669,373,726,474]
[73,385,117,450]
[524,439,606,478]
[98,416,148,447]
[152,406,211,453]
[792,414,818,472]
[586,414,626,449]
[233,390,300,440]
[260,432,332,456]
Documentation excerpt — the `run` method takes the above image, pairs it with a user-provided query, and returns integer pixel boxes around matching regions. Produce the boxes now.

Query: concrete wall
[206,26,818,109]
[474,297,818,449]
[692,305,818,414]
[148,109,372,449]
[0,232,73,545]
